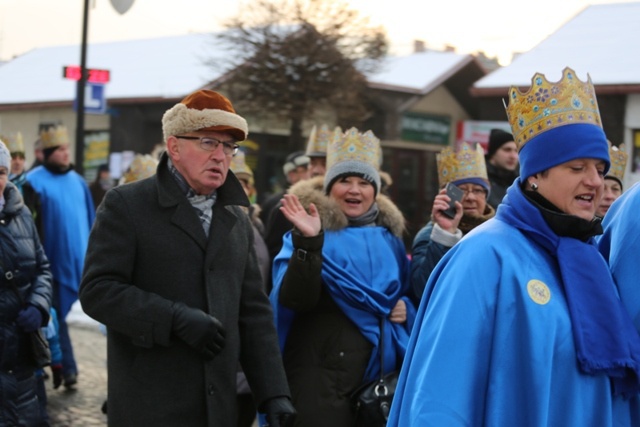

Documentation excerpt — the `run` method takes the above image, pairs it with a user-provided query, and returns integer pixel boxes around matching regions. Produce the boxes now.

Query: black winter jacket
[0,181,52,344]
[0,181,52,426]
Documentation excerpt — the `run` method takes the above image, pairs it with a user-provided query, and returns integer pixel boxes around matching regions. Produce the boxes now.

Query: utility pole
[74,0,134,175]
[75,0,90,175]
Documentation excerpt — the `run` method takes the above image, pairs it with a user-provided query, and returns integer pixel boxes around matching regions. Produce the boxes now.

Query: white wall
[623,94,640,188]
[0,107,109,166]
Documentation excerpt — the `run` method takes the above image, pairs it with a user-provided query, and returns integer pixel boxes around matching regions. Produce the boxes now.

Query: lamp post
[74,0,90,175]
[74,0,134,175]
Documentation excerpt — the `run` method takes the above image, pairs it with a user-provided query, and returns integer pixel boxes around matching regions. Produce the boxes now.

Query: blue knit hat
[518,124,609,178]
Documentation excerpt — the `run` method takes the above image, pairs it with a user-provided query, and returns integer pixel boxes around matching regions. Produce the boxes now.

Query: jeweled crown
[326,127,381,172]
[40,125,69,149]
[436,142,488,187]
[506,67,602,149]
[306,124,340,157]
[607,142,628,183]
[0,132,24,154]
[230,150,254,185]
[121,154,158,184]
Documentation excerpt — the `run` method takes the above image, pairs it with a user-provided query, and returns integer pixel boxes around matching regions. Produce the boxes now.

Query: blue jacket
[409,222,454,305]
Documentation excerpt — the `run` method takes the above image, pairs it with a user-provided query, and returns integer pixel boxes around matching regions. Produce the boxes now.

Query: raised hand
[279,193,321,237]
[432,187,463,233]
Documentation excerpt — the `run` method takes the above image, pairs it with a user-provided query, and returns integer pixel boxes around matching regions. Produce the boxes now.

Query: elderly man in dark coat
[79,90,295,427]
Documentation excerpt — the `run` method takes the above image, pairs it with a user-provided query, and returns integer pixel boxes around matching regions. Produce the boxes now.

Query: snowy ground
[66,300,101,328]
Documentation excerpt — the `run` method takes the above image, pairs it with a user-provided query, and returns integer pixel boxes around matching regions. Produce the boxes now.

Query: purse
[351,317,398,427]
[28,328,52,368]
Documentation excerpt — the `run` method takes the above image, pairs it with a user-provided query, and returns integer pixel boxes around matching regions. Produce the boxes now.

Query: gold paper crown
[230,150,254,185]
[121,154,158,184]
[506,67,602,149]
[40,125,70,149]
[326,127,381,171]
[324,127,382,192]
[0,132,24,154]
[607,142,628,183]
[436,142,488,187]
[306,124,341,157]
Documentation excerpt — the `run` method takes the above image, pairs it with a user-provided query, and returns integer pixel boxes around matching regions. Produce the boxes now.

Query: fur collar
[287,176,405,237]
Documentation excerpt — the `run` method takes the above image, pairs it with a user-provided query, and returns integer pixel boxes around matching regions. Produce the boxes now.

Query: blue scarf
[271,226,416,382]
[497,178,640,397]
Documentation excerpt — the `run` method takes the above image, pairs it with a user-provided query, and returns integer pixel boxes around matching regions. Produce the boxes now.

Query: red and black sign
[63,66,110,84]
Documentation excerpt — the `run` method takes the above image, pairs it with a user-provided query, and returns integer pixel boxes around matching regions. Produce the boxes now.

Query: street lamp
[74,0,134,175]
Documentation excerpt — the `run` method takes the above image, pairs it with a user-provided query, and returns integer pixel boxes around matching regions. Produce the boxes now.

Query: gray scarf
[347,202,379,227]
[167,158,217,237]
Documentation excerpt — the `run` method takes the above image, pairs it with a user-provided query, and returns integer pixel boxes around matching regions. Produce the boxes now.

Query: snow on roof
[367,50,475,94]
[474,2,640,90]
[0,33,228,105]
[0,32,478,106]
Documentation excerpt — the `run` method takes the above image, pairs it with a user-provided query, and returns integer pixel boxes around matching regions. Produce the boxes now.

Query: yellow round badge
[527,280,551,305]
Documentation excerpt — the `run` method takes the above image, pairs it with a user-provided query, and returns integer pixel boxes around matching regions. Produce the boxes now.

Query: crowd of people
[1,64,639,427]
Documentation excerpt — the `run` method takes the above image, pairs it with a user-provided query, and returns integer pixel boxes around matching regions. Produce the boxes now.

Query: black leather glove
[171,302,225,360]
[263,396,296,427]
[51,364,63,389]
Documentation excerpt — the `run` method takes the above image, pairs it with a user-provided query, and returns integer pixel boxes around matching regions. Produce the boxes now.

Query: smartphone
[441,182,464,219]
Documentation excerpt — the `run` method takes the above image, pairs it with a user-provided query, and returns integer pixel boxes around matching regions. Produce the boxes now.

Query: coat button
[208,384,214,396]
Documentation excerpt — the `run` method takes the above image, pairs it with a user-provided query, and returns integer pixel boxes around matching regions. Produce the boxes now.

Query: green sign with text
[401,112,451,145]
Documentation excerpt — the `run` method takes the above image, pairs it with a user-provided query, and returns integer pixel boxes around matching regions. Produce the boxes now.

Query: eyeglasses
[458,187,487,197]
[176,136,239,156]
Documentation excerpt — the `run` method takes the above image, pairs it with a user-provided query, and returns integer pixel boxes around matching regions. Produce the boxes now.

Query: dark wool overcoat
[79,154,290,427]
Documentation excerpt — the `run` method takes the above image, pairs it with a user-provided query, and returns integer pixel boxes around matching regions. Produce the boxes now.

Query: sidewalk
[46,303,107,426]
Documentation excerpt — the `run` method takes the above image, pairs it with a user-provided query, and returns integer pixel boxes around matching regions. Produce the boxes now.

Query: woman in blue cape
[270,127,416,427]
[388,68,640,426]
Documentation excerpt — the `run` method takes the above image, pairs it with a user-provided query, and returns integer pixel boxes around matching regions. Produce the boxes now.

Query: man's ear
[166,136,180,160]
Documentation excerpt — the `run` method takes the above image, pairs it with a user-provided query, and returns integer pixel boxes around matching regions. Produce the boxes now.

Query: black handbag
[5,268,52,368]
[351,318,398,427]
[28,328,52,368]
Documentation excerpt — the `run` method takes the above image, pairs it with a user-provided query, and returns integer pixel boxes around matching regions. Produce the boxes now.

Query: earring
[530,182,538,191]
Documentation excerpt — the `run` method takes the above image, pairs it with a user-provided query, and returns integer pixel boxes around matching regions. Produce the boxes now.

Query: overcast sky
[0,0,633,64]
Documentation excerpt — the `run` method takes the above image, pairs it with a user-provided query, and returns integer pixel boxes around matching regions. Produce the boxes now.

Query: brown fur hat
[162,90,248,142]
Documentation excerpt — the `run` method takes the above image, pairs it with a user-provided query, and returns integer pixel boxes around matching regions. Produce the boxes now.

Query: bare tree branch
[213,0,388,147]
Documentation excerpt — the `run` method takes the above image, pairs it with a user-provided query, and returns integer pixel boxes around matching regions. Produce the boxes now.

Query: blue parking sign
[74,83,106,114]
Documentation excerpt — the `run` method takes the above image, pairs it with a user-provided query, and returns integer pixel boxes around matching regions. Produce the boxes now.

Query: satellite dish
[110,0,135,15]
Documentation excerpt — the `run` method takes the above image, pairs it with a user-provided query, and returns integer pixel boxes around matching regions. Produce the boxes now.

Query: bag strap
[379,316,385,381]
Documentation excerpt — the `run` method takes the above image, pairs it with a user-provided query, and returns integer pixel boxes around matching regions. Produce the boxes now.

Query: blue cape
[599,182,640,331]
[388,181,640,426]
[27,166,95,316]
[270,226,415,382]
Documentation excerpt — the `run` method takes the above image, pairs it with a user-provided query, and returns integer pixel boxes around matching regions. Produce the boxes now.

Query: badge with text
[527,280,551,305]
